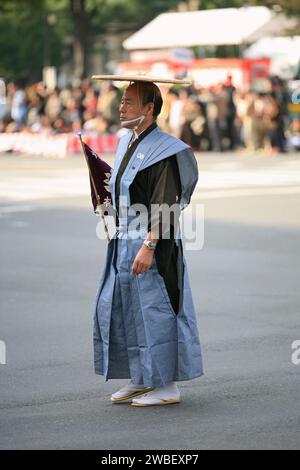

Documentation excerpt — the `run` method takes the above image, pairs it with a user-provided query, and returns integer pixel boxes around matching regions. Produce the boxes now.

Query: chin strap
[131,128,139,143]
[122,114,145,129]
[122,115,145,145]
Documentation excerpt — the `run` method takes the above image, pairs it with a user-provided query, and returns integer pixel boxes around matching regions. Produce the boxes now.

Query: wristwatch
[143,239,156,250]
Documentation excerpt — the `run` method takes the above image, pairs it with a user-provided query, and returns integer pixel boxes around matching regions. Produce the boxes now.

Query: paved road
[0,152,300,450]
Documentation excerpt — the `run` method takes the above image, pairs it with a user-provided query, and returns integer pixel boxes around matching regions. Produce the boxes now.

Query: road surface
[0,151,300,450]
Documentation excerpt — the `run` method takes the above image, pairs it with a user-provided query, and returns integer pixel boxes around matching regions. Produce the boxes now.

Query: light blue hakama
[93,128,203,386]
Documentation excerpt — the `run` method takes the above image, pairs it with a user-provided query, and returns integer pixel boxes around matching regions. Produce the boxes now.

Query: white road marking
[0,175,88,202]
[10,221,28,228]
[1,160,300,203]
[197,170,300,189]
[0,204,37,215]
[194,186,300,200]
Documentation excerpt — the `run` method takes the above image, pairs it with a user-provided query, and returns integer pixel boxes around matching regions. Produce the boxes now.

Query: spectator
[221,74,237,150]
[97,82,121,131]
[180,94,208,151]
[83,111,108,134]
[252,93,268,151]
[10,81,27,129]
[264,92,285,154]
[45,88,61,123]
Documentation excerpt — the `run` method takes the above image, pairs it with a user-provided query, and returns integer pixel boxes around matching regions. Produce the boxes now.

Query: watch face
[144,240,156,249]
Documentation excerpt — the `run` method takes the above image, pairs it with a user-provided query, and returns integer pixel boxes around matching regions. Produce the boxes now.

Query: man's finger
[131,261,137,274]
[139,263,150,274]
[132,260,140,275]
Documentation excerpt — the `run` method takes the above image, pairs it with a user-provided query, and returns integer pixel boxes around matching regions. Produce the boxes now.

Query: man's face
[119,84,148,128]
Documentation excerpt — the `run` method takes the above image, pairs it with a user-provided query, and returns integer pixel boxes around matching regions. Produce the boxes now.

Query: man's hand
[131,244,155,275]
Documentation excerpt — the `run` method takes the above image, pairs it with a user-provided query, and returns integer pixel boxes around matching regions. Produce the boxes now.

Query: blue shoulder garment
[109,127,198,210]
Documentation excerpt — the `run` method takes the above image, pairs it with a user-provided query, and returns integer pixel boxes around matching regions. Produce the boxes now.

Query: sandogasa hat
[91,73,191,85]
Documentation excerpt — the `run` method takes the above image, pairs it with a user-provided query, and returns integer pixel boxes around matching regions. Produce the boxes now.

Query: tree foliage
[0,0,298,83]
[252,0,300,16]
[0,0,64,82]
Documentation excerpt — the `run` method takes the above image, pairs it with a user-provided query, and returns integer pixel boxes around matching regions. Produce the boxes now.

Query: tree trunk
[70,0,88,79]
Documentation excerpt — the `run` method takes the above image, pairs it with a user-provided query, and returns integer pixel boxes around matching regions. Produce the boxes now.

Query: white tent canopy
[244,36,300,78]
[244,36,300,62]
[123,6,294,50]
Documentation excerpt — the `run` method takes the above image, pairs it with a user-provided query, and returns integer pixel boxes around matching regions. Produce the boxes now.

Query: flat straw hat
[91,73,191,85]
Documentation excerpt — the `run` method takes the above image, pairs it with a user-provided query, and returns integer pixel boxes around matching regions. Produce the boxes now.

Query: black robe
[115,123,182,314]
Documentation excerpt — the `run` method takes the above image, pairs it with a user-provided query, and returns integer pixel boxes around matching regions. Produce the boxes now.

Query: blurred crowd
[0,79,121,137]
[1,74,299,153]
[161,75,296,154]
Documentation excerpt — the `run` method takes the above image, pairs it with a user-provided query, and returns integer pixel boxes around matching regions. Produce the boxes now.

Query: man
[221,74,237,150]
[92,75,203,406]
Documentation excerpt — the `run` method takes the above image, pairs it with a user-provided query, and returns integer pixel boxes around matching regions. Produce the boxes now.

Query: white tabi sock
[141,382,180,399]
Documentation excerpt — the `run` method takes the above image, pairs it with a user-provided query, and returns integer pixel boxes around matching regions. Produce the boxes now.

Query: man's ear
[145,102,154,117]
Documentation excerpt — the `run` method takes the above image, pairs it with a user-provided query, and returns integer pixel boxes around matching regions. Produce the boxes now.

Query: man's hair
[134,81,163,119]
